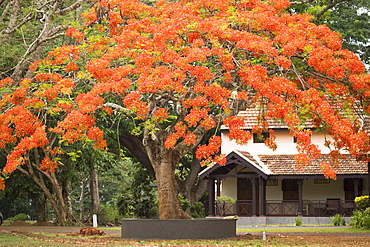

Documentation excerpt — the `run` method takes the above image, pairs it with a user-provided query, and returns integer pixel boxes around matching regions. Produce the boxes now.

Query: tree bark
[62,178,76,223]
[120,130,207,205]
[177,152,208,205]
[119,131,155,176]
[152,153,192,219]
[89,168,100,216]
[17,152,70,225]
[79,178,88,221]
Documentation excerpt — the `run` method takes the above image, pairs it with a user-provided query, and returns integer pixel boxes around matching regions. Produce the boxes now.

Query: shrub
[354,195,369,210]
[178,194,190,211]
[190,201,205,218]
[98,204,122,225]
[331,214,346,226]
[215,196,235,217]
[350,209,370,228]
[7,213,30,222]
[294,217,303,226]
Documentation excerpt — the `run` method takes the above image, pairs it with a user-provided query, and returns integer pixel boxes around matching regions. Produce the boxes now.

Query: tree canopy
[1,0,370,219]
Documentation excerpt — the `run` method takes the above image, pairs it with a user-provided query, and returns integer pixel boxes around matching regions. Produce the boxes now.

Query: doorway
[237,177,258,215]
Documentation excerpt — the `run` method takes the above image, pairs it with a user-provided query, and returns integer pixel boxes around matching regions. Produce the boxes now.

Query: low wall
[121,218,237,239]
[236,216,351,225]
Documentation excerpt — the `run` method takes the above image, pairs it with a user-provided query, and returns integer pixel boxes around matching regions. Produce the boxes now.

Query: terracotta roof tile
[257,154,368,175]
[222,107,314,130]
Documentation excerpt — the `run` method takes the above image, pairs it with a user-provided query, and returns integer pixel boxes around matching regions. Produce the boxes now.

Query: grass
[238,226,370,234]
[1,225,370,246]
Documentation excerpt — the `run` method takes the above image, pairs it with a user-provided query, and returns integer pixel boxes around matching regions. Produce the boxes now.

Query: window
[314,178,330,184]
[282,179,299,200]
[266,179,278,186]
[344,178,363,201]
[253,132,269,143]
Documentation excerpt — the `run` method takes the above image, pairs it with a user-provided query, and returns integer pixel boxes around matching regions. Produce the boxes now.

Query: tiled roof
[256,154,368,175]
[198,150,368,178]
[363,115,370,134]
[222,107,314,130]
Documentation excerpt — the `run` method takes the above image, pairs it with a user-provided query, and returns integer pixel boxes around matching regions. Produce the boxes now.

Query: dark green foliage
[116,162,157,218]
[215,196,235,217]
[350,208,370,228]
[290,0,370,65]
[98,204,122,225]
[294,217,303,226]
[325,0,370,65]
[331,214,346,226]
[0,165,41,221]
[6,213,30,222]
[190,201,206,218]
[179,194,190,211]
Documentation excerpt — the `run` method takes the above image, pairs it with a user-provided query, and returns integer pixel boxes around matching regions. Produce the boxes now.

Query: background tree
[1,0,370,220]
[115,161,158,219]
[0,0,90,81]
[290,0,370,65]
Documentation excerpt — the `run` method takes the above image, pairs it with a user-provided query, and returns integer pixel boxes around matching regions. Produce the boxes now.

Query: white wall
[219,176,361,202]
[221,177,237,199]
[266,181,282,200]
[303,178,344,201]
[221,131,334,155]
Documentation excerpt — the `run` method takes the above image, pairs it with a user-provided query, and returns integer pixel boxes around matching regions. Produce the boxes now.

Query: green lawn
[238,226,370,234]
[1,226,369,247]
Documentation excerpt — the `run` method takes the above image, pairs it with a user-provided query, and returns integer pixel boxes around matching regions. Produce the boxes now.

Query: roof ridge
[235,150,272,175]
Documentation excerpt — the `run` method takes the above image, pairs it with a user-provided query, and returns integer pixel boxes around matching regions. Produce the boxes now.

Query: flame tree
[1,0,370,220]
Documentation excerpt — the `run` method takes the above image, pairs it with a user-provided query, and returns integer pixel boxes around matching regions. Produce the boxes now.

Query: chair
[297,200,310,215]
[303,200,310,215]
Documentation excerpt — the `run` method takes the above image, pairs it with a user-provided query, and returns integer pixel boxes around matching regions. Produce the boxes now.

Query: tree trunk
[31,192,48,222]
[177,152,208,205]
[89,168,100,216]
[119,131,155,176]
[62,179,76,223]
[17,160,69,225]
[79,178,88,221]
[152,154,192,219]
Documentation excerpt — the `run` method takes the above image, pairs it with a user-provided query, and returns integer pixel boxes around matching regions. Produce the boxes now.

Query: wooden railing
[229,200,356,217]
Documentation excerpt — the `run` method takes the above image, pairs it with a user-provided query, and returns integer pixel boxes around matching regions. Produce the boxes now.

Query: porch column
[297,179,303,216]
[208,178,216,216]
[251,177,257,216]
[216,177,221,197]
[367,161,370,201]
[353,178,360,198]
[259,177,266,216]
[368,162,370,207]
[216,178,221,216]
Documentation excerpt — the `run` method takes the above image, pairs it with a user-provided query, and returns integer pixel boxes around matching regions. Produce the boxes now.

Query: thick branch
[315,0,348,23]
[119,131,155,176]
[54,0,87,16]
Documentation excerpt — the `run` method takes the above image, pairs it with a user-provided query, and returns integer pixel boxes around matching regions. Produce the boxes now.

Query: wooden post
[251,177,257,216]
[297,179,303,216]
[208,177,216,216]
[259,177,266,216]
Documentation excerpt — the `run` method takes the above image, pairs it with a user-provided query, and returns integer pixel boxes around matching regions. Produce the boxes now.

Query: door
[237,178,258,215]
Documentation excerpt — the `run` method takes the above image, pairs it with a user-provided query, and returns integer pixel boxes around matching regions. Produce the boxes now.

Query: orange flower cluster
[196,136,225,166]
[40,157,58,174]
[320,162,337,180]
[1,0,370,189]
[66,27,84,42]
